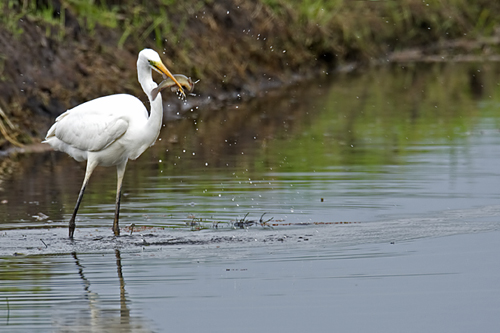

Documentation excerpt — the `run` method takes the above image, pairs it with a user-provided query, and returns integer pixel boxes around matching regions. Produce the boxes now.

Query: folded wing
[45,102,130,152]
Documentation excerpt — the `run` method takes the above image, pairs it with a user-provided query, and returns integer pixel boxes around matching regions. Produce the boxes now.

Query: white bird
[44,48,186,238]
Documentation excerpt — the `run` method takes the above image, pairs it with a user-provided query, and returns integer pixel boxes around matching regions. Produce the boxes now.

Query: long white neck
[137,58,163,147]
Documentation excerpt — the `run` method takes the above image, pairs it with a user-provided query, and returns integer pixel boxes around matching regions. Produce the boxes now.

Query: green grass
[4,0,500,51]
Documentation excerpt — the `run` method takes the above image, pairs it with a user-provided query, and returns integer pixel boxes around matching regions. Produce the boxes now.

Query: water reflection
[2,229,499,332]
[0,251,152,332]
[54,250,149,332]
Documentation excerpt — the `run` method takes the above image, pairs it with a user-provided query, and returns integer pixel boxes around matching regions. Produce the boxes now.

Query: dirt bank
[0,0,499,150]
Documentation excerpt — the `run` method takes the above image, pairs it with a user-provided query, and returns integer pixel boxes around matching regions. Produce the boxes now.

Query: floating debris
[119,213,359,234]
[32,212,49,221]
[233,212,274,229]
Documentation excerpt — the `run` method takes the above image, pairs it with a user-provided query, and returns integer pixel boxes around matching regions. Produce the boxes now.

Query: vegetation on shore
[0,0,499,149]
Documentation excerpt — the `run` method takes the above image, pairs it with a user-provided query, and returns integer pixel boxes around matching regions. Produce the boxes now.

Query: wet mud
[1,225,322,257]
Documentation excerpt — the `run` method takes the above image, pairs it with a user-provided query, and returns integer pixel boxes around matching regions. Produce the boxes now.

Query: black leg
[113,162,127,237]
[113,186,122,236]
[69,182,88,238]
[69,160,97,239]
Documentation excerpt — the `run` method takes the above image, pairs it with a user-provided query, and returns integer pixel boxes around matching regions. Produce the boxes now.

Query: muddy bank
[0,0,500,150]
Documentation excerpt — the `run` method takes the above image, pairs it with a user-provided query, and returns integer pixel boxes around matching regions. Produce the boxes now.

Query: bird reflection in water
[54,250,152,332]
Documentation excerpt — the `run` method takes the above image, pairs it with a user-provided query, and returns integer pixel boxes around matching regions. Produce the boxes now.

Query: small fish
[151,74,198,100]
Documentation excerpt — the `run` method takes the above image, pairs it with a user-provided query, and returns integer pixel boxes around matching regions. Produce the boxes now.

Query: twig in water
[259,213,274,229]
[233,212,254,229]
[6,297,9,324]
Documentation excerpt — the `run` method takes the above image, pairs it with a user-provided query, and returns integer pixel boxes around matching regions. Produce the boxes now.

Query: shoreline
[0,0,499,151]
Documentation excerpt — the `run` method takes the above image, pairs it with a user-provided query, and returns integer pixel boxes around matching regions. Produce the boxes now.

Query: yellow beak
[153,61,186,99]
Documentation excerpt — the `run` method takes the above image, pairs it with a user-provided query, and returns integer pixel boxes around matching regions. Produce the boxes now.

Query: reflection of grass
[251,63,490,173]
[0,257,51,296]
[159,63,500,178]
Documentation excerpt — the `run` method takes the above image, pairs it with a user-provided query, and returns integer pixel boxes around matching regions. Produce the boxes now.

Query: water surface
[1,63,500,332]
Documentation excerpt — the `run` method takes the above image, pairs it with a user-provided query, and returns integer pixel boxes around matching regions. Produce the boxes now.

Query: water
[1,63,500,332]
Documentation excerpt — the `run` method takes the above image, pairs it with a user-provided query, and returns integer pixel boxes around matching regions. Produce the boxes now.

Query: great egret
[44,48,187,238]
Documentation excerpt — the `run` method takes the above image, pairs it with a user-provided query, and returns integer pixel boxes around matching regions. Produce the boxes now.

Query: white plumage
[45,94,148,162]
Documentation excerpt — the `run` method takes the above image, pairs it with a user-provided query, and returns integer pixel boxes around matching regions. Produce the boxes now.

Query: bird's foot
[113,224,120,236]
[69,221,75,239]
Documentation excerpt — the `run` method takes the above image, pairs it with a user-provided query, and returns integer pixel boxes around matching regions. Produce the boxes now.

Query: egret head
[138,48,162,63]
[138,48,186,100]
